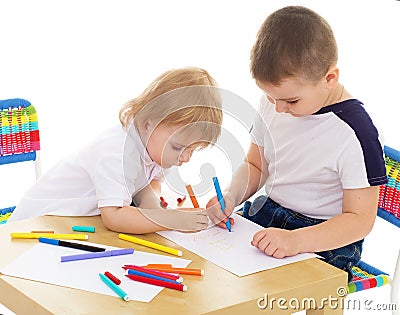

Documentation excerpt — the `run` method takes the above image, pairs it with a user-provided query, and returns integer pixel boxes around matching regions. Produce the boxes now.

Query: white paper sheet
[1,243,191,302]
[158,213,317,277]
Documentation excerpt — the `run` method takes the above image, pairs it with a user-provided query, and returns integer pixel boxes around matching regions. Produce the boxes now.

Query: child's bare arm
[207,142,268,226]
[296,186,379,252]
[252,186,379,257]
[100,206,208,234]
[228,142,268,205]
[100,181,208,234]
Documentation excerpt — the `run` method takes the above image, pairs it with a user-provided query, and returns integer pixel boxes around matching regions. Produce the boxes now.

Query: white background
[1,1,399,314]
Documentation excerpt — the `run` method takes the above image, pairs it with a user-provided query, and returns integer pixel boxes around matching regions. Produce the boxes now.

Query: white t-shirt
[8,123,163,222]
[251,96,387,220]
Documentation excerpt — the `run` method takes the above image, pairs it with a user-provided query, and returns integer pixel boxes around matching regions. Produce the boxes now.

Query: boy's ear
[325,66,339,88]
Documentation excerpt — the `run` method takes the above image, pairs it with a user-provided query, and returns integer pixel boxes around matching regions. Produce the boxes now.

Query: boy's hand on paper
[251,228,300,258]
[206,193,235,229]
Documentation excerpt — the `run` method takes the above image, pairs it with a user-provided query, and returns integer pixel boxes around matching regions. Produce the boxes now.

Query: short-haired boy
[207,6,387,280]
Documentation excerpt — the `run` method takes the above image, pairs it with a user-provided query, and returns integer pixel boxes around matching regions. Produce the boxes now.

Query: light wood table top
[0,215,347,314]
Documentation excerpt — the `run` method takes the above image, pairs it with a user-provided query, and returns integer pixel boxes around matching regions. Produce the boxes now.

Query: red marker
[177,196,186,206]
[104,271,121,285]
[160,196,168,208]
[125,274,187,291]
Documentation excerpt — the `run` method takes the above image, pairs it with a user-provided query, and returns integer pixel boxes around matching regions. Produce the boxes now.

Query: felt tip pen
[11,233,89,240]
[143,264,204,276]
[99,273,129,301]
[119,234,182,256]
[104,271,121,285]
[39,237,106,252]
[125,274,187,291]
[72,225,95,233]
[185,184,199,208]
[212,176,231,232]
[123,265,183,282]
[126,269,180,283]
[61,248,134,262]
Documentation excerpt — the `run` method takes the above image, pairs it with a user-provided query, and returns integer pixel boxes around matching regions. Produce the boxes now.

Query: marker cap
[72,226,95,233]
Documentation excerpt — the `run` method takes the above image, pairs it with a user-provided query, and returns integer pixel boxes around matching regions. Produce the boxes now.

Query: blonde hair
[250,6,338,85]
[119,67,222,149]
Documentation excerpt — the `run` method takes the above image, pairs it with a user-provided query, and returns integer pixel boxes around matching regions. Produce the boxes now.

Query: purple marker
[61,248,134,262]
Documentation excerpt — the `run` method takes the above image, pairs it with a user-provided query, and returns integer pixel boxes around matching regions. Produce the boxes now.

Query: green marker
[99,273,130,301]
[72,225,95,233]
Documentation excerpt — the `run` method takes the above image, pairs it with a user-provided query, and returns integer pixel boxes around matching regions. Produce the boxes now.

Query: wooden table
[0,215,347,314]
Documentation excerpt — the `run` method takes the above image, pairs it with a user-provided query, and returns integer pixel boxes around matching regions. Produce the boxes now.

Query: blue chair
[347,145,400,315]
[0,98,41,223]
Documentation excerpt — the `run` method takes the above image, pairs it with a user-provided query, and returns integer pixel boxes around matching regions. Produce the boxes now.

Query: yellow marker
[10,233,89,240]
[119,234,182,256]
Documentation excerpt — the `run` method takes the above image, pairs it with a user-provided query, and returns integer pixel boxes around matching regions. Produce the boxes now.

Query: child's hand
[167,208,209,232]
[206,193,235,229]
[251,228,300,258]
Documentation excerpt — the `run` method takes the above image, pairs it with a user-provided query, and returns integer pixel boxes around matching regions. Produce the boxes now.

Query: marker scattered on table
[212,176,231,232]
[185,184,199,208]
[159,196,168,208]
[11,233,89,240]
[142,264,204,276]
[61,248,134,262]
[72,225,95,233]
[39,237,106,252]
[123,265,183,282]
[104,271,121,285]
[125,274,187,291]
[176,196,186,206]
[126,269,180,284]
[99,273,129,301]
[119,234,182,256]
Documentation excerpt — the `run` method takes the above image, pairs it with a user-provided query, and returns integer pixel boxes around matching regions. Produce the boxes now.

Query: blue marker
[212,177,231,232]
[126,269,180,283]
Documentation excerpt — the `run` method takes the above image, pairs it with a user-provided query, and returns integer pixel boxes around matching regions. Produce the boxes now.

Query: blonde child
[9,67,223,234]
[207,6,386,279]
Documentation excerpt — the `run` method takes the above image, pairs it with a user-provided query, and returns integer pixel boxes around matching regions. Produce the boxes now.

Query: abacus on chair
[0,98,41,223]
[347,146,400,314]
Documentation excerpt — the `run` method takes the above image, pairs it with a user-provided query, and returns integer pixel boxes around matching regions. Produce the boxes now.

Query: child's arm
[251,186,379,258]
[228,142,269,205]
[207,142,268,227]
[100,183,208,234]
[100,205,208,234]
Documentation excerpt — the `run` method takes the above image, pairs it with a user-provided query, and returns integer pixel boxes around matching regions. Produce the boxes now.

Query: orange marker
[142,264,204,276]
[185,184,199,208]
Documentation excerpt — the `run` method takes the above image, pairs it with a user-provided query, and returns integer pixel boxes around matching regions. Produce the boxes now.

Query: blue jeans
[241,196,362,281]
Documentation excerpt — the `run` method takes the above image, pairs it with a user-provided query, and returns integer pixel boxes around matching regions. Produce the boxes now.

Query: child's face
[145,123,199,168]
[257,77,330,117]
